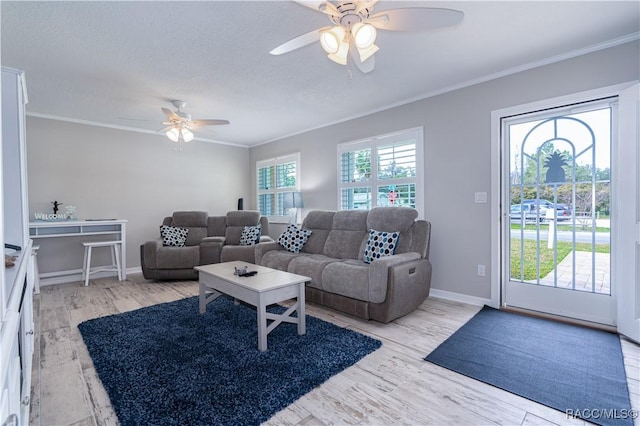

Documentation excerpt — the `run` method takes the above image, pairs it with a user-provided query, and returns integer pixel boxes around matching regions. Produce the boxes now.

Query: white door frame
[615,83,639,342]
[490,82,638,335]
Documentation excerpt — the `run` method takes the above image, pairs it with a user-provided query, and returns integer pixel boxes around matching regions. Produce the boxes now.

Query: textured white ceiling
[1,1,638,147]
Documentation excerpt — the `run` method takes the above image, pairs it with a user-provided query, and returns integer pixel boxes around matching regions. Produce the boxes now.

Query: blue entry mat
[79,296,381,426]
[425,306,635,426]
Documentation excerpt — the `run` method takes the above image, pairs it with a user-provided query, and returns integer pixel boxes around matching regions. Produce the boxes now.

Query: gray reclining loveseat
[140,210,271,280]
[255,207,432,323]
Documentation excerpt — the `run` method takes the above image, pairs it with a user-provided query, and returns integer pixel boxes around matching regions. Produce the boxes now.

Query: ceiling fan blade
[349,41,375,74]
[161,107,181,120]
[270,27,327,55]
[190,119,230,127]
[118,117,156,122]
[158,125,174,133]
[368,7,463,32]
[355,0,379,14]
[294,1,339,16]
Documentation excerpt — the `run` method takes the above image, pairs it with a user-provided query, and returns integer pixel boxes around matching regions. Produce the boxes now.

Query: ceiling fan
[160,100,229,143]
[270,0,464,73]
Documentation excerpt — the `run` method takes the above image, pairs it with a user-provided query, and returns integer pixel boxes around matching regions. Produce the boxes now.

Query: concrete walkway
[537,250,610,294]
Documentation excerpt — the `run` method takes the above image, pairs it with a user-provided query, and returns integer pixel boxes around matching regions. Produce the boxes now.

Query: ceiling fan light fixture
[357,43,379,62]
[328,40,349,65]
[166,127,180,142]
[320,26,346,54]
[166,126,194,143]
[352,22,377,49]
[181,128,194,143]
[270,3,464,74]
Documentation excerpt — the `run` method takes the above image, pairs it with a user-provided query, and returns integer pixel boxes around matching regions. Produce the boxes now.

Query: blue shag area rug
[78,295,381,426]
[425,306,635,426]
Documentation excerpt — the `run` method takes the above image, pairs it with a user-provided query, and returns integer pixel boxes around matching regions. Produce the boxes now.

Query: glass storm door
[503,99,616,325]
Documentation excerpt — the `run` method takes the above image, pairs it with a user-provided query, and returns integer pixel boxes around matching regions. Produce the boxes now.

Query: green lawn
[510,238,610,281]
[510,223,610,233]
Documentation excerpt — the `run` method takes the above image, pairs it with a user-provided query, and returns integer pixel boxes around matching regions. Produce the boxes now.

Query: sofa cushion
[220,245,257,264]
[409,220,430,258]
[277,225,312,253]
[322,210,368,259]
[185,228,207,246]
[227,210,261,226]
[363,229,400,264]
[366,207,417,233]
[160,225,188,247]
[239,224,262,246]
[156,245,200,269]
[287,254,337,290]
[207,216,227,237]
[367,207,421,256]
[169,211,208,246]
[172,211,208,227]
[321,260,373,302]
[225,211,261,245]
[260,249,306,271]
[301,210,335,254]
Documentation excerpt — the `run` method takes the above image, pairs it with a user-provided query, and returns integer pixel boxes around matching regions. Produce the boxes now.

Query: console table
[29,219,127,281]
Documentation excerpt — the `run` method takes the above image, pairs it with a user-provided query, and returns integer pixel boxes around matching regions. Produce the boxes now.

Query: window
[338,127,423,216]
[257,153,300,222]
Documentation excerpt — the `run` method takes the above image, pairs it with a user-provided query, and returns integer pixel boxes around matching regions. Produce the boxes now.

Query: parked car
[553,203,572,221]
[510,203,550,222]
[520,199,571,221]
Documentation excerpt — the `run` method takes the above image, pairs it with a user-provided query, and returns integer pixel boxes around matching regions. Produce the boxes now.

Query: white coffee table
[195,261,310,351]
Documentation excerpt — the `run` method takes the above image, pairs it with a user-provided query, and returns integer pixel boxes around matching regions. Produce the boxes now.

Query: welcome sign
[33,213,71,221]
[34,205,77,221]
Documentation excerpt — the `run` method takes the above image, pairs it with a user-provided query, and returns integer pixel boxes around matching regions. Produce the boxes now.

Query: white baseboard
[39,266,142,286]
[429,288,491,307]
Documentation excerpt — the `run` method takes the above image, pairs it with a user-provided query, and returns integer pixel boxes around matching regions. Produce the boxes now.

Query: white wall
[250,40,640,300]
[26,117,249,274]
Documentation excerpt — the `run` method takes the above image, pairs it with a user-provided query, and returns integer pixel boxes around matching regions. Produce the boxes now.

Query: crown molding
[26,112,247,149]
[258,32,640,146]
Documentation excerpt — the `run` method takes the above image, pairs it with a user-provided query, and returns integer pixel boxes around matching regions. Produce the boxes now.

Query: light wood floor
[29,274,639,426]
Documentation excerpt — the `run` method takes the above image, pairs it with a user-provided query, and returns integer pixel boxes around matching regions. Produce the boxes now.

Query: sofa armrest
[368,252,422,303]
[254,241,282,264]
[202,236,225,244]
[141,238,164,269]
[368,256,432,323]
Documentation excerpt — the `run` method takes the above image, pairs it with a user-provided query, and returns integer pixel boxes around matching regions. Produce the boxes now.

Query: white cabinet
[1,67,34,426]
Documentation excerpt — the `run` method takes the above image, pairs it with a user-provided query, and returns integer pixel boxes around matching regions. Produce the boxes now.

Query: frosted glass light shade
[181,128,194,142]
[327,35,349,65]
[320,26,346,54]
[352,23,376,49]
[167,127,194,143]
[166,127,180,142]
[357,43,379,62]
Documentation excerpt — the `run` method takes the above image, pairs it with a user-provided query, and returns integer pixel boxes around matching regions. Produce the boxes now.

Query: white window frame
[256,152,301,224]
[337,127,424,218]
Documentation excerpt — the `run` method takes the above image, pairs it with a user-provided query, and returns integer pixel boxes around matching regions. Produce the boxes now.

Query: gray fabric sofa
[140,210,271,280]
[255,207,432,323]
